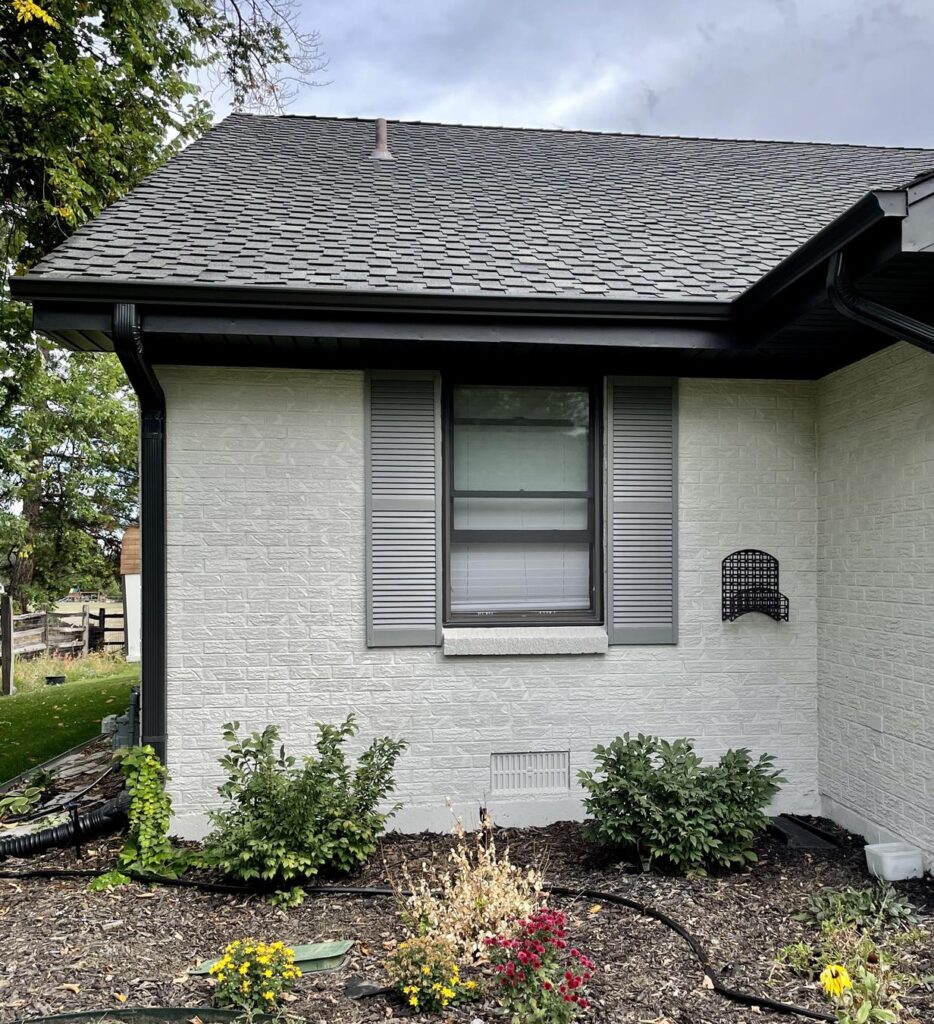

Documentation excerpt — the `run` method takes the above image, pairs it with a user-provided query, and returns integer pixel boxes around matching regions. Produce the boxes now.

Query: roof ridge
[224,111,934,154]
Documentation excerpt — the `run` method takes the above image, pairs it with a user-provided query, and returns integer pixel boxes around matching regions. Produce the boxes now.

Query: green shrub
[578,733,783,874]
[200,715,406,883]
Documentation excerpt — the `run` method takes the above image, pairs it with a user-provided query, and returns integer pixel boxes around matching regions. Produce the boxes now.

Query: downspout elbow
[827,251,934,354]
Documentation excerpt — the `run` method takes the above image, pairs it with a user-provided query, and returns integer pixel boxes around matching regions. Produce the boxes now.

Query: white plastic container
[864,842,924,881]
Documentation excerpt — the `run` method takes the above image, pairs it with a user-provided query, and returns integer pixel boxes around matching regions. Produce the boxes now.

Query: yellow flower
[441,987,455,999]
[263,969,273,978]
[820,964,852,1001]
[422,965,431,975]
[464,980,477,990]
[263,991,275,1001]
[216,973,225,982]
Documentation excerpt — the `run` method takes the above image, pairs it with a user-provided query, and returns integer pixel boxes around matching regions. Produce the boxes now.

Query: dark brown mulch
[0,822,931,1024]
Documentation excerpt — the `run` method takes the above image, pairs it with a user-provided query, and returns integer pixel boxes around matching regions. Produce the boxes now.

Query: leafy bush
[200,715,406,883]
[578,733,783,874]
[386,936,476,1013]
[399,815,543,960]
[794,884,920,935]
[209,938,301,1012]
[485,907,595,1023]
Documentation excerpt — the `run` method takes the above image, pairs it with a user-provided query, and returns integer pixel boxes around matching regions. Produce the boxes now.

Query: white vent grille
[490,751,571,793]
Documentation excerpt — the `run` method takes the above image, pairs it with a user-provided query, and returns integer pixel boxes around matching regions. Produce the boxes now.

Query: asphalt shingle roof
[24,114,934,302]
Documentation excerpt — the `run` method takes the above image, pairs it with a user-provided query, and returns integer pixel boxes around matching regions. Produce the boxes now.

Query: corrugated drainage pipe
[0,794,129,861]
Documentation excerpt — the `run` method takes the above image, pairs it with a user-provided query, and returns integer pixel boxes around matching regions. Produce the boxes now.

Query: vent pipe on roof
[371,117,393,160]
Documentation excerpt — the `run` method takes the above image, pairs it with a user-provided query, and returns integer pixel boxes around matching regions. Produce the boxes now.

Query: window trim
[441,376,603,628]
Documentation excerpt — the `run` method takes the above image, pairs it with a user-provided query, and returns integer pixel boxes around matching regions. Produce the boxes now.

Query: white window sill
[442,626,608,657]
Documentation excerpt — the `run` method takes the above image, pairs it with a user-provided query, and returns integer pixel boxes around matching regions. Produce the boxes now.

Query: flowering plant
[386,935,477,1012]
[820,961,903,1023]
[485,907,595,1023]
[399,813,543,960]
[209,938,301,1011]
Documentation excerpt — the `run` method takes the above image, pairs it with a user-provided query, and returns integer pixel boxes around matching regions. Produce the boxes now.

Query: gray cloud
[288,0,934,146]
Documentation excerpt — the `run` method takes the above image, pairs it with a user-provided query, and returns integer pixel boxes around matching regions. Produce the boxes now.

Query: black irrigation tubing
[0,868,835,1022]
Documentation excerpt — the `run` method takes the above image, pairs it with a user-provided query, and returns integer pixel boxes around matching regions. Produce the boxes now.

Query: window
[443,382,601,625]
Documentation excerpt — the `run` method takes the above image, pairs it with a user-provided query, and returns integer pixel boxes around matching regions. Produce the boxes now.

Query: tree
[1,0,325,608]
[0,341,138,607]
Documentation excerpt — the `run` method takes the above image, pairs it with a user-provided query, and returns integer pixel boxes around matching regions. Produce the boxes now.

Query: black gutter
[112,304,167,763]
[826,251,934,354]
[735,189,906,315]
[11,276,732,323]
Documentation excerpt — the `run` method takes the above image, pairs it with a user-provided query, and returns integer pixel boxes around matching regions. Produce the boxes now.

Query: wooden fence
[0,594,125,696]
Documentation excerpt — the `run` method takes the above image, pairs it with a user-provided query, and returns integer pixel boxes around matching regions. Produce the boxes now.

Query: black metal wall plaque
[722,549,789,622]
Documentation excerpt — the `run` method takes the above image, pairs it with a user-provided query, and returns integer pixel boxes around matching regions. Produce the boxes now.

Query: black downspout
[826,251,934,354]
[112,304,167,764]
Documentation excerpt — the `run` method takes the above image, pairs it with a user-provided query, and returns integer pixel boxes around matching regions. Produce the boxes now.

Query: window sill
[442,626,608,657]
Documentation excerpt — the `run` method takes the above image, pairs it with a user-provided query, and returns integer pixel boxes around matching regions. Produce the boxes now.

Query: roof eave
[9,276,732,323]
[735,188,908,315]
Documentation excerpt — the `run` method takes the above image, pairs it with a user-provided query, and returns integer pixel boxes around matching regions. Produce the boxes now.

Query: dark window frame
[442,375,603,627]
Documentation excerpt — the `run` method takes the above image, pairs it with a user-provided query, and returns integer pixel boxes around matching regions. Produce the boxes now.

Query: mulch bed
[0,822,931,1024]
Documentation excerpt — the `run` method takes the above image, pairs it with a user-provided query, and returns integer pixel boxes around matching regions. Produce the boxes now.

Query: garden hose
[0,866,835,1022]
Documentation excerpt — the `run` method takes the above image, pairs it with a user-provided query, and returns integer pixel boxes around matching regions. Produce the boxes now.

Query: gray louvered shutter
[365,372,441,647]
[606,378,678,645]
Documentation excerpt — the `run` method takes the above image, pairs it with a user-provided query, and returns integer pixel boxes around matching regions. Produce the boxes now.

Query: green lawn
[0,667,138,783]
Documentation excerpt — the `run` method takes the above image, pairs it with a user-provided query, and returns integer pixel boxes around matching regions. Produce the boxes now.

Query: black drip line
[0,865,833,1022]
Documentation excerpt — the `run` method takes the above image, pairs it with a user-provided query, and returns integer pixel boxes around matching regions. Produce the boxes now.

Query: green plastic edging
[6,1008,289,1024]
[192,940,354,976]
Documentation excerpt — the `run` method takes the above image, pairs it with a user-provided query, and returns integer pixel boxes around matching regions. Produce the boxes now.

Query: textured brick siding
[160,367,819,837]
[817,343,934,859]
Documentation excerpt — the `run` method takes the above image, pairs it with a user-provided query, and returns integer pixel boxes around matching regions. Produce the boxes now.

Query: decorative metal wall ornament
[721,549,789,622]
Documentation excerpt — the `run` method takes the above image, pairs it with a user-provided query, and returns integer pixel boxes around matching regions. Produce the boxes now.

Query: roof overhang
[11,176,934,378]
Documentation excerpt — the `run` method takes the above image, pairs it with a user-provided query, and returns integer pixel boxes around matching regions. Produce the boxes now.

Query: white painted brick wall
[817,343,934,861]
[159,366,819,837]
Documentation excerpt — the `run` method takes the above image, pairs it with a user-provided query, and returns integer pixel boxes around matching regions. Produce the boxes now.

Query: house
[120,525,142,663]
[11,115,934,863]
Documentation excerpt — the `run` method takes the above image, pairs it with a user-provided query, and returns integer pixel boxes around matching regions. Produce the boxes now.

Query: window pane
[453,497,588,530]
[450,542,590,612]
[453,386,590,492]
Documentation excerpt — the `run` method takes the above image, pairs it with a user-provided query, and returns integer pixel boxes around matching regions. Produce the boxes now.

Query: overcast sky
[277,0,934,147]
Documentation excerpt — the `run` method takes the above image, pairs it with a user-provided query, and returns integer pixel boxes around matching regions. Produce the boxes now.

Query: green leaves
[86,868,132,891]
[579,733,783,875]
[1,0,326,610]
[201,716,407,886]
[115,744,186,877]
[795,884,921,934]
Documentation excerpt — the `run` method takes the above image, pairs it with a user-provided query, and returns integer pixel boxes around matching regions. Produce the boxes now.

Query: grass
[12,649,131,695]
[0,661,139,783]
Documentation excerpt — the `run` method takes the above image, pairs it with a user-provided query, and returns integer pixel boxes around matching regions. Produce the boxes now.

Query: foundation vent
[490,751,571,794]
